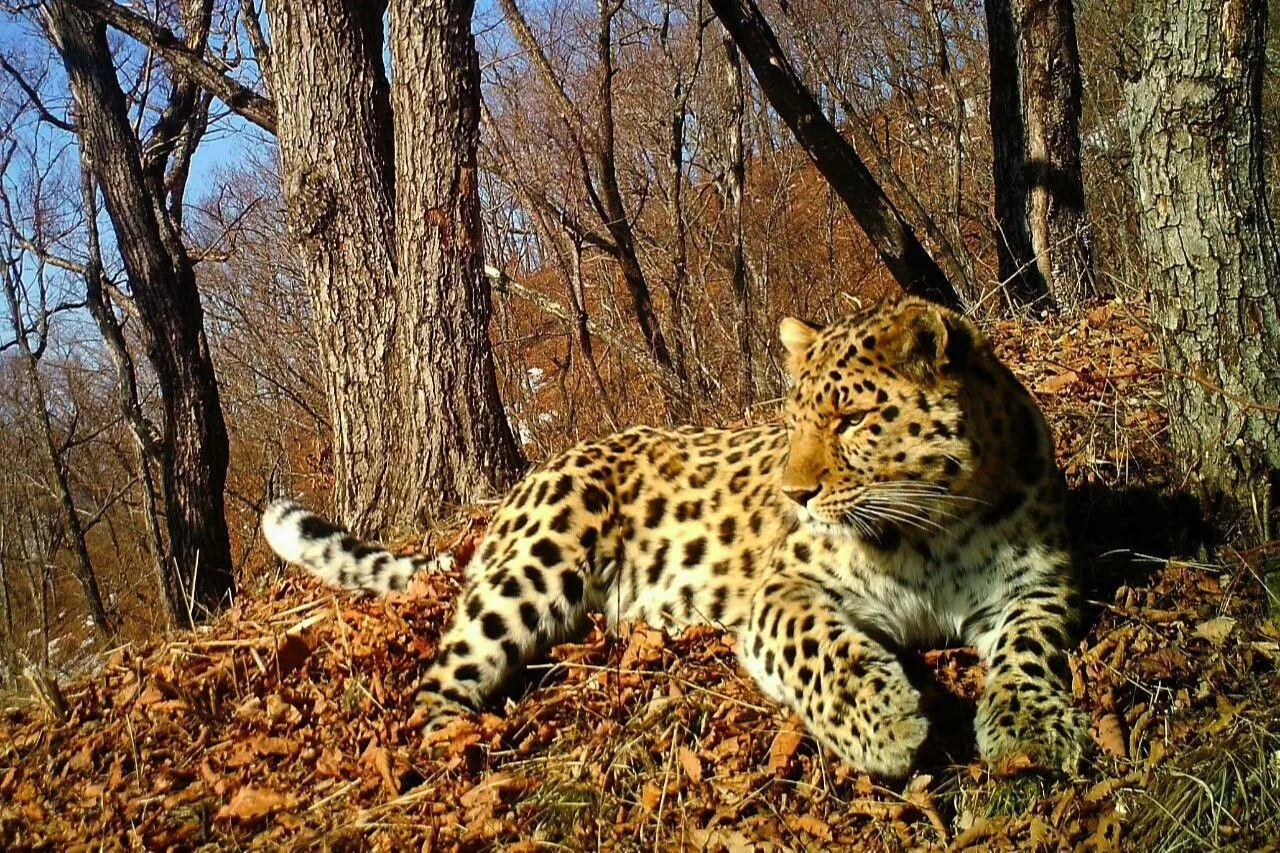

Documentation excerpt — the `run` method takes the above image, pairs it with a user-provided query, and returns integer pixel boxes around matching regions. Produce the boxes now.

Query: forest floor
[2,301,1279,850]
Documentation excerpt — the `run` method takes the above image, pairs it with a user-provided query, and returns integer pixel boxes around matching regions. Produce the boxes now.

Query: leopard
[262,298,1088,779]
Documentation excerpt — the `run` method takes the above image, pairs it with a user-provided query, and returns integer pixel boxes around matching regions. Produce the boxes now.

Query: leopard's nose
[782,485,819,506]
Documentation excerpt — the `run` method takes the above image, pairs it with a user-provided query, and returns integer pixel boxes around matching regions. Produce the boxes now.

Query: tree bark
[267,0,525,534]
[387,0,527,523]
[1124,0,1280,538]
[266,0,403,533]
[46,0,235,618]
[708,0,963,310]
[985,0,1094,313]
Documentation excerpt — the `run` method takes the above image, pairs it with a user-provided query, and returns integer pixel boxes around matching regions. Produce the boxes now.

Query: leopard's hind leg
[411,471,616,726]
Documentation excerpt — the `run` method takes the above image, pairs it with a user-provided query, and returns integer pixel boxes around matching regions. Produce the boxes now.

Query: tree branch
[0,57,76,131]
[487,265,687,403]
[238,0,272,94]
[63,0,277,133]
[707,0,963,309]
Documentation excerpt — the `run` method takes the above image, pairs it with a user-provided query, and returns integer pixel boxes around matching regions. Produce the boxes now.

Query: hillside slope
[3,303,1278,850]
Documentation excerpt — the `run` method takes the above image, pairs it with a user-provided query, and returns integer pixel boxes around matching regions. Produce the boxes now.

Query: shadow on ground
[1067,483,1217,608]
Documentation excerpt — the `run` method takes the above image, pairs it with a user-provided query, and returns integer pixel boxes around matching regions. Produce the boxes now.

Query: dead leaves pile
[2,300,1278,850]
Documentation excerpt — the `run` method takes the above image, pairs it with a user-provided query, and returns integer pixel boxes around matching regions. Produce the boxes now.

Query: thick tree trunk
[266,0,403,533]
[387,0,526,521]
[267,0,525,534]
[708,0,963,310]
[1124,0,1280,538]
[47,0,235,619]
[985,0,1094,313]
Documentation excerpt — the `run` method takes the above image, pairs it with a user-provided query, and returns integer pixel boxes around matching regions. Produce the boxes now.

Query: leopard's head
[778,298,993,545]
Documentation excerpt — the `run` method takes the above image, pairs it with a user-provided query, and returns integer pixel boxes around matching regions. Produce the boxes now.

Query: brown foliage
[3,309,1277,848]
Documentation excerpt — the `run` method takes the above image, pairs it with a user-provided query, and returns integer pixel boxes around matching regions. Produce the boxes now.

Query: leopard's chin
[794,505,867,542]
[859,519,903,551]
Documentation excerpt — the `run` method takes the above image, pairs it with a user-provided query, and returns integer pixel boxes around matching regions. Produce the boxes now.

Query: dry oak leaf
[1092,713,1128,759]
[641,780,662,811]
[1193,616,1236,646]
[768,717,805,774]
[216,785,294,823]
[793,813,833,841]
[1035,369,1080,394]
[678,746,703,784]
[621,624,666,669]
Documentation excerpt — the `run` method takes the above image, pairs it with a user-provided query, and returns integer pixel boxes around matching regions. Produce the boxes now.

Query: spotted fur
[263,298,1087,779]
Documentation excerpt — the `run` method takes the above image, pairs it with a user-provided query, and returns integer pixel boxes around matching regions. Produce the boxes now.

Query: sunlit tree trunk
[985,0,1094,313]
[1124,0,1280,538]
[47,0,234,620]
[267,0,525,535]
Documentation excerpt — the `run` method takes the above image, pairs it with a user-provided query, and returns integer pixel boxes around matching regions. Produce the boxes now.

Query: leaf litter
[2,301,1278,850]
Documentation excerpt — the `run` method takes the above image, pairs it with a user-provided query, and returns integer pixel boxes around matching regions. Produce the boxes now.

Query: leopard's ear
[779,317,823,376]
[885,300,976,381]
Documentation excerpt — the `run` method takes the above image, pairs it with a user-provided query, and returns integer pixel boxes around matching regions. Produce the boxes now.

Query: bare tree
[708,0,963,310]
[77,160,175,628]
[1124,0,1280,537]
[985,0,1094,312]
[67,0,529,535]
[777,2,982,303]
[262,0,526,533]
[0,191,109,633]
[714,29,755,407]
[493,0,689,402]
[43,0,236,619]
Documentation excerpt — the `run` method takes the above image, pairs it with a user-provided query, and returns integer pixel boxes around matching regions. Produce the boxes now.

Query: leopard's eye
[835,412,868,434]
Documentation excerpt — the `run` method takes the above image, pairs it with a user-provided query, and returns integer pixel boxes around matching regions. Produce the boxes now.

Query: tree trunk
[387,0,527,522]
[78,159,177,628]
[46,0,235,619]
[267,0,525,534]
[1124,0,1280,538]
[267,0,402,534]
[708,0,963,310]
[719,30,755,409]
[985,0,1094,313]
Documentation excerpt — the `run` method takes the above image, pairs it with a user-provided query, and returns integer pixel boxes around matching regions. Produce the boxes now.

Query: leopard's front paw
[975,681,1088,775]
[869,709,931,779]
[826,678,930,780]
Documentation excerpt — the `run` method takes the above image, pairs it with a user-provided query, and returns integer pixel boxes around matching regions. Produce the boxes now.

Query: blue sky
[0,0,541,355]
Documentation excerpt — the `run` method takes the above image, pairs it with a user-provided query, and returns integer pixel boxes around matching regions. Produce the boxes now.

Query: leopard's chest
[823,536,1017,650]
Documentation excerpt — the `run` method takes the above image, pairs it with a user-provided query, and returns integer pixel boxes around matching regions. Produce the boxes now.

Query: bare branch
[238,0,272,94]
[59,0,277,133]
[708,0,963,309]
[0,56,75,131]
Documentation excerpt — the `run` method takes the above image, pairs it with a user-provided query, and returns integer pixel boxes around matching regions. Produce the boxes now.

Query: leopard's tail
[261,499,452,594]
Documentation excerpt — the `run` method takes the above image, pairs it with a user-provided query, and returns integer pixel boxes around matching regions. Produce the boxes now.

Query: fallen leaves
[1194,616,1236,645]
[2,304,1279,849]
[216,785,294,823]
[1093,713,1128,760]
[767,716,804,775]
[677,746,703,784]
